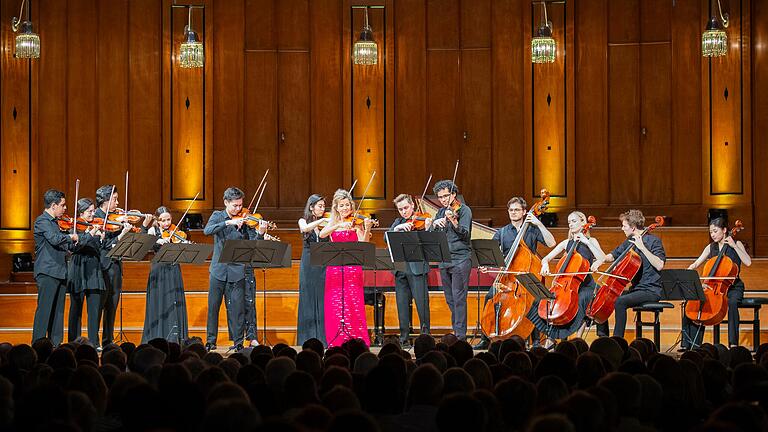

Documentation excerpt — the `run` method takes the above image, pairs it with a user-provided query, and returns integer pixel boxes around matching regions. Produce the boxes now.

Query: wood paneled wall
[0,0,766,254]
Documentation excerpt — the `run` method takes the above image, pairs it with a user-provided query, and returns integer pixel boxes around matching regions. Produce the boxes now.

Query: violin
[161,224,189,243]
[109,208,152,225]
[684,220,743,326]
[94,217,140,233]
[586,216,665,324]
[480,189,550,341]
[57,216,102,233]
[232,209,277,230]
[407,211,431,231]
[538,216,597,326]
[343,212,379,227]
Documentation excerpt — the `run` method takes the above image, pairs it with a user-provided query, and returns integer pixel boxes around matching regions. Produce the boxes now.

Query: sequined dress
[324,229,370,347]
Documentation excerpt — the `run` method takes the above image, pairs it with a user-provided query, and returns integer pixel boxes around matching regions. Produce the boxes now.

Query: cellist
[529,211,607,345]
[589,209,666,338]
[681,217,751,349]
[474,196,556,350]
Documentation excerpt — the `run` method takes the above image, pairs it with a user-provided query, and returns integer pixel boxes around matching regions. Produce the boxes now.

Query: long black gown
[141,227,189,344]
[296,226,328,345]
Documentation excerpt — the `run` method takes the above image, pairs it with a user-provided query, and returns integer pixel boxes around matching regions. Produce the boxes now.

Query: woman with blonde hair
[319,189,375,346]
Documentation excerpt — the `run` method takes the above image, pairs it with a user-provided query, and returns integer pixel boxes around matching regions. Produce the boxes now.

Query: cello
[538,216,597,326]
[684,220,743,326]
[479,189,550,340]
[586,216,664,324]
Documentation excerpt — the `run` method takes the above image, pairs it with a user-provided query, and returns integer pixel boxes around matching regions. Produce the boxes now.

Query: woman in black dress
[296,194,330,345]
[141,206,189,343]
[68,198,106,347]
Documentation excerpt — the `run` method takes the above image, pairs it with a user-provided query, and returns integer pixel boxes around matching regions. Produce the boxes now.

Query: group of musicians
[32,180,752,351]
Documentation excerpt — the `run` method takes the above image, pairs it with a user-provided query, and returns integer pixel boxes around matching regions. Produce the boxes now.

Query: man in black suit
[32,189,78,345]
[389,194,432,349]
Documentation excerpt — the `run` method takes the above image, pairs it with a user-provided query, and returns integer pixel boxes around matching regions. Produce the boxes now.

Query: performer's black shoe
[473,337,490,351]
[205,343,217,352]
[234,343,244,352]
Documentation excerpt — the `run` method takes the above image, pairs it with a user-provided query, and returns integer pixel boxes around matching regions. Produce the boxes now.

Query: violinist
[681,217,751,349]
[296,194,330,346]
[474,197,556,350]
[590,210,666,338]
[429,180,473,340]
[95,185,152,346]
[203,187,267,352]
[319,189,375,347]
[529,211,607,344]
[67,198,106,347]
[390,194,433,348]
[32,189,78,345]
[140,206,190,344]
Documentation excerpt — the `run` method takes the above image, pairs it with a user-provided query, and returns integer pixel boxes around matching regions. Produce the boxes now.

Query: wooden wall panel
[394,0,426,197]
[426,0,459,50]
[311,0,343,196]
[277,53,311,207]
[245,0,274,50]
[461,50,492,206]
[0,0,31,229]
[492,0,525,206]
[608,0,639,43]
[244,52,278,205]
[754,0,768,255]
[67,0,98,198]
[213,0,244,205]
[608,45,641,204]
[574,0,608,206]
[671,0,702,205]
[460,0,490,49]
[426,51,461,182]
[640,0,670,42]
[97,0,129,189]
[276,0,309,50]
[639,44,672,204]
[36,0,68,207]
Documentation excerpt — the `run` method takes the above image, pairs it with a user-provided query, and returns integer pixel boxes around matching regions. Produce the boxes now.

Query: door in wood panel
[426,50,462,182]
[640,44,672,204]
[244,52,279,207]
[461,50,492,206]
[277,52,311,207]
[608,45,640,204]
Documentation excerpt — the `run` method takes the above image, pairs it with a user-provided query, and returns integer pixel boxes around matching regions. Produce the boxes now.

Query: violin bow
[349,179,358,195]
[448,160,459,208]
[102,185,116,231]
[169,192,199,241]
[417,173,433,213]
[252,182,267,213]
[72,179,80,235]
[123,171,129,217]
[247,169,270,211]
[352,171,376,220]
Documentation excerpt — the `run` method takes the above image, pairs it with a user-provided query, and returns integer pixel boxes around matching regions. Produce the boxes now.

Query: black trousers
[440,259,471,340]
[101,263,123,346]
[681,283,744,348]
[206,276,245,346]
[613,289,660,337]
[32,274,67,345]
[68,290,105,346]
[394,270,430,342]
[244,268,258,341]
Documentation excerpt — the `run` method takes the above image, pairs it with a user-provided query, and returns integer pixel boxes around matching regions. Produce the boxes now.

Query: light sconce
[11,0,40,59]
[179,6,204,68]
[352,7,378,65]
[531,1,556,64]
[702,0,729,57]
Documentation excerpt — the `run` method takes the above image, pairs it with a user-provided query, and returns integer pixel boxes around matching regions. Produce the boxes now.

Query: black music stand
[107,232,157,343]
[363,249,395,346]
[660,269,706,350]
[151,243,213,342]
[469,239,505,341]
[311,241,375,347]
[220,239,291,346]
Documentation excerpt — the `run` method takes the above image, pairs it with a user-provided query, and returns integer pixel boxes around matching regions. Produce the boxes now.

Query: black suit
[389,218,430,343]
[32,212,74,345]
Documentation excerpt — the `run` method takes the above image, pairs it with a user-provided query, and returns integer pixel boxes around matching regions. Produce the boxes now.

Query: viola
[586,216,665,324]
[480,189,550,341]
[161,224,189,243]
[684,220,744,326]
[232,209,277,230]
[538,216,597,326]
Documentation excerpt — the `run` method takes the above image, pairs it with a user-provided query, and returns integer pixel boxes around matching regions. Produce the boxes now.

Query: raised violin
[538,216,597,326]
[479,189,551,341]
[684,220,743,326]
[586,216,665,324]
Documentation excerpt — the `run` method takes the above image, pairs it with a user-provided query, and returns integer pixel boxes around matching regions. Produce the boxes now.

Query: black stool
[633,302,674,349]
[713,297,768,351]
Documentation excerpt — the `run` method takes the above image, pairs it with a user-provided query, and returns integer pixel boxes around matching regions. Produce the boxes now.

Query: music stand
[107,232,157,343]
[469,239,505,342]
[363,249,395,346]
[220,239,291,346]
[311,241,375,347]
[151,243,213,343]
[660,269,706,350]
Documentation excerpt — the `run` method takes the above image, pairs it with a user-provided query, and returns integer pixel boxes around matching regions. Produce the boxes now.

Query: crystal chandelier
[531,1,556,64]
[179,6,204,68]
[352,7,378,65]
[702,0,729,58]
[11,0,40,59]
